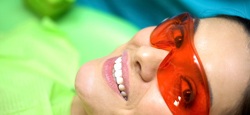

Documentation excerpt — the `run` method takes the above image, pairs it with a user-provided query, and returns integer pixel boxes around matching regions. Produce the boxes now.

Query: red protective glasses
[150,13,210,114]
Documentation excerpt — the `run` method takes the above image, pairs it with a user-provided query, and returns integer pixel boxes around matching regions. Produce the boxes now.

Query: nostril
[135,61,142,73]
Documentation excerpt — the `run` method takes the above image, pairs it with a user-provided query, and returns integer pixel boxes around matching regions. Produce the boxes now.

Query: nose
[134,45,168,82]
[129,27,169,82]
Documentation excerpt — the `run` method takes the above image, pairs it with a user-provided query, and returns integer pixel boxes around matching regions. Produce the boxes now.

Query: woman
[73,12,250,114]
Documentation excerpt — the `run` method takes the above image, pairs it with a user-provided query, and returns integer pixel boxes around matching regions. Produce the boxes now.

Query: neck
[71,96,87,115]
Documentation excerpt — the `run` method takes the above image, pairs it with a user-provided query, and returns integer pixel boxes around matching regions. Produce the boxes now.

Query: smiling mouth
[103,51,129,101]
[113,56,128,100]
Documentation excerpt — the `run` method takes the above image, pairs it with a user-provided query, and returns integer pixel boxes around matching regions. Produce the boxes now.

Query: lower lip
[103,57,120,95]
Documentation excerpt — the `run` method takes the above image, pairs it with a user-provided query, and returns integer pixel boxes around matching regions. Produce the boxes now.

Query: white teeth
[121,91,127,97]
[114,63,122,70]
[114,69,122,78]
[118,84,125,91]
[116,77,124,84]
[113,56,127,100]
[115,57,122,63]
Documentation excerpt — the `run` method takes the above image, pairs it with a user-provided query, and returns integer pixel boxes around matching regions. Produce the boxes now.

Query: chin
[75,60,97,99]
[74,59,124,114]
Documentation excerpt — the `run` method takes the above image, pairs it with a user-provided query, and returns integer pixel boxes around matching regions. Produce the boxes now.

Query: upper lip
[121,51,129,100]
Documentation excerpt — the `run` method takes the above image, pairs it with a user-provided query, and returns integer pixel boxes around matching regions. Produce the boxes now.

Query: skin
[72,17,250,115]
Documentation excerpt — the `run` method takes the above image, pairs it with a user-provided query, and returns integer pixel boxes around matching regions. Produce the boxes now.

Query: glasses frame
[150,13,210,114]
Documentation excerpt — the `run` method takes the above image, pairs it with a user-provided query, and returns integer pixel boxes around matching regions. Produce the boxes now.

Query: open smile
[103,51,130,101]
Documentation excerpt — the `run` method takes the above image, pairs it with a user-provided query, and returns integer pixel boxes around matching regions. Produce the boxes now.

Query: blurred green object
[0,18,78,114]
[0,0,138,114]
[57,6,139,64]
[24,0,75,19]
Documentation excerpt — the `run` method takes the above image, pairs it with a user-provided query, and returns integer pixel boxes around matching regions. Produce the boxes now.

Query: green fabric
[57,6,139,64]
[0,0,139,115]
[0,17,78,115]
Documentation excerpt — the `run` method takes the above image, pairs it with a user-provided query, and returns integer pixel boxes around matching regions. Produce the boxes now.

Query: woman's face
[75,17,250,114]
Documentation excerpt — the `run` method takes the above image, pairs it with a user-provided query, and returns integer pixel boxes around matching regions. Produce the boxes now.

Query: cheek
[134,82,172,114]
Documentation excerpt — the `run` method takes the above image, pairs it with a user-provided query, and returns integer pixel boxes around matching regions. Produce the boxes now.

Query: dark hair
[235,82,250,115]
[216,15,250,115]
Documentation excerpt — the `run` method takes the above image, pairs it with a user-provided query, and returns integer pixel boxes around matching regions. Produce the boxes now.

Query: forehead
[194,17,249,60]
[194,17,250,76]
[194,17,250,113]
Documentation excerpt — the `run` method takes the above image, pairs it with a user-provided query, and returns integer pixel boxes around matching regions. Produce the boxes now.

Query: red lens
[150,13,210,114]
